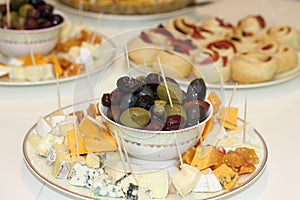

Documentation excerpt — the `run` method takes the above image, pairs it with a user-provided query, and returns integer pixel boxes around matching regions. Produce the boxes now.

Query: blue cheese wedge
[69,162,106,188]
[52,151,71,179]
[92,179,125,198]
[47,144,69,165]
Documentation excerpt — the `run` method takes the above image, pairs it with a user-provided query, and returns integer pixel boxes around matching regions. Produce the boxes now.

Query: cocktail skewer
[158,57,173,107]
[25,32,36,66]
[243,97,248,142]
[158,57,184,167]
[55,74,62,113]
[125,41,132,79]
[91,13,103,44]
[5,0,10,27]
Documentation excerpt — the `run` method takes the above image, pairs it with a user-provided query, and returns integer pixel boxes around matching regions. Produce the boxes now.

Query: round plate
[52,0,192,21]
[208,62,300,89]
[23,100,268,200]
[0,34,115,86]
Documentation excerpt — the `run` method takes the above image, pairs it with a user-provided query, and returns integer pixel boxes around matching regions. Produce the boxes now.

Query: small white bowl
[99,102,213,161]
[0,14,65,58]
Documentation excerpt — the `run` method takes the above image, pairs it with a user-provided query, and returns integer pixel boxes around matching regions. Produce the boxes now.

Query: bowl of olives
[98,70,213,161]
[0,0,65,57]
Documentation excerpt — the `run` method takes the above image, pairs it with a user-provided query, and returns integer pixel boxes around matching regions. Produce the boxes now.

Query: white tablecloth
[1,0,300,199]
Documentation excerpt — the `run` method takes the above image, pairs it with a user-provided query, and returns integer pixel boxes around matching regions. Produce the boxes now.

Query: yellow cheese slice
[79,117,117,152]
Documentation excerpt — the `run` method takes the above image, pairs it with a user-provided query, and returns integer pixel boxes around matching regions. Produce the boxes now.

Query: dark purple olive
[37,4,53,18]
[38,19,52,28]
[101,93,111,107]
[145,73,163,90]
[29,0,46,8]
[185,104,206,127]
[24,18,38,29]
[50,14,63,26]
[164,115,186,131]
[144,121,164,131]
[107,105,121,122]
[120,94,138,111]
[136,95,154,110]
[110,88,124,105]
[26,8,40,19]
[187,78,207,101]
[117,76,143,93]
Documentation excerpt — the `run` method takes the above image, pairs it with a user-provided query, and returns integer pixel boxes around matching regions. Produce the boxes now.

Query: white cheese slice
[36,133,64,157]
[171,164,201,196]
[36,117,53,137]
[9,66,25,81]
[137,169,169,199]
[49,115,66,127]
[193,168,222,193]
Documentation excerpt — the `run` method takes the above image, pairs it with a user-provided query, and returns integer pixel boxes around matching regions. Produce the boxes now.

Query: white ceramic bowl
[99,102,213,161]
[0,13,65,57]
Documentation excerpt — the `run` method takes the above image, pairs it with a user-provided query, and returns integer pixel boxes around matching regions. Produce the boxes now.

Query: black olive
[119,94,138,112]
[187,78,207,101]
[135,95,154,110]
[185,104,206,127]
[145,73,163,90]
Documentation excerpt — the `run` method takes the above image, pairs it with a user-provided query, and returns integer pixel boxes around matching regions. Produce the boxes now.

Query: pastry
[234,15,266,36]
[230,52,277,83]
[257,37,298,73]
[274,45,298,73]
[193,49,231,83]
[201,17,234,38]
[265,25,299,49]
[165,16,217,46]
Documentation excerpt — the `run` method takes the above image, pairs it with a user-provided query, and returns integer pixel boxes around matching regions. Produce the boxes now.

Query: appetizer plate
[208,61,300,89]
[51,0,191,20]
[22,100,268,200]
[0,34,116,86]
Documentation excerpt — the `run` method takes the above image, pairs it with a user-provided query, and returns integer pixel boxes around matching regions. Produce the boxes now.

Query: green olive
[165,104,186,120]
[157,81,183,104]
[18,3,34,18]
[120,107,150,128]
[11,16,25,29]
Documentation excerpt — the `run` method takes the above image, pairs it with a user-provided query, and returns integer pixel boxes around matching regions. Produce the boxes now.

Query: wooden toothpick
[25,32,36,66]
[125,41,132,79]
[5,0,10,28]
[55,73,62,113]
[158,57,173,108]
[243,97,247,142]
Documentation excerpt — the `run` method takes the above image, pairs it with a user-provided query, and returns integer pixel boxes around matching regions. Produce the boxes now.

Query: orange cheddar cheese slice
[67,129,88,156]
[218,107,238,130]
[191,145,223,170]
[207,91,221,115]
